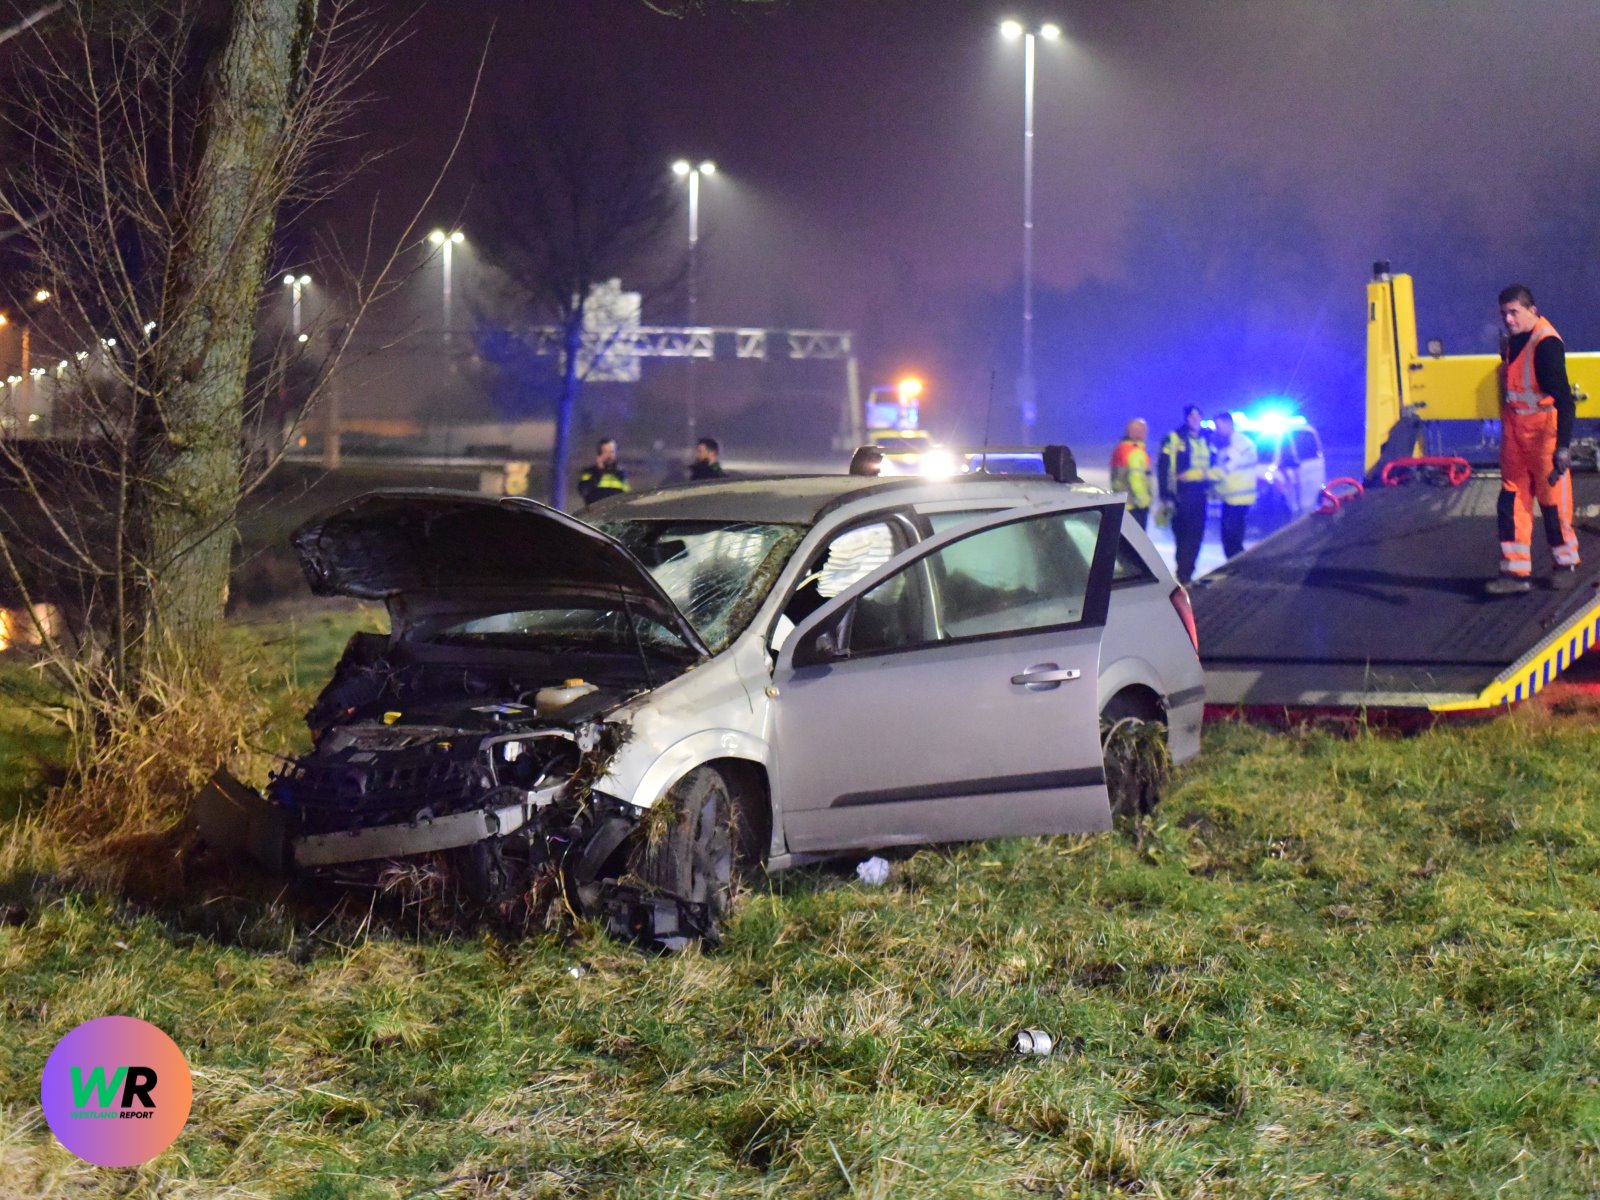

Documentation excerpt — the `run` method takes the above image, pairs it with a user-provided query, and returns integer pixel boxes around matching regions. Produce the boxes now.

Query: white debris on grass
[855,856,891,886]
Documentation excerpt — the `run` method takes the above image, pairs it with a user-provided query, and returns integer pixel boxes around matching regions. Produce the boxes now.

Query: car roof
[583,473,1105,525]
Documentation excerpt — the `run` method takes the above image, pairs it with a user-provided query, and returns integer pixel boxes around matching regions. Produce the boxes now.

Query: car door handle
[1011,663,1081,689]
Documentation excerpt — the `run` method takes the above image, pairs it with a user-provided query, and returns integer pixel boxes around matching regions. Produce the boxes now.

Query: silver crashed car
[208,472,1203,946]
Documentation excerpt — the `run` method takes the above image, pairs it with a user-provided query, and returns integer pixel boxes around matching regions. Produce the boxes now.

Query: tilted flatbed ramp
[1193,473,1600,712]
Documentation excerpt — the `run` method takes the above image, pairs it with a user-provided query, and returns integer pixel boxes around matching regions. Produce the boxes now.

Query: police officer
[1211,411,1258,559]
[577,437,631,507]
[1109,418,1153,528]
[1158,405,1214,585]
[688,436,726,480]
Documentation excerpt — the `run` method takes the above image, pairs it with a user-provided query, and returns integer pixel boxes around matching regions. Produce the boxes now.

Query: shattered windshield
[597,519,806,653]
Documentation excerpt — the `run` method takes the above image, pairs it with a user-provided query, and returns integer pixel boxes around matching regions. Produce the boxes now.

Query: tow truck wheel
[632,766,737,935]
[1100,691,1171,820]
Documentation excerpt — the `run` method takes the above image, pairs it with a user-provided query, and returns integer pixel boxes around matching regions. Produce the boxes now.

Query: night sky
[14,0,1600,451]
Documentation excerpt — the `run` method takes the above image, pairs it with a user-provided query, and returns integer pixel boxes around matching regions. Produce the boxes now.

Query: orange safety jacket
[1502,316,1561,415]
[1109,438,1152,508]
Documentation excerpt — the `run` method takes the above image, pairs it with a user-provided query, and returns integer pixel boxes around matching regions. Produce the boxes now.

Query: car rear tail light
[1170,586,1199,655]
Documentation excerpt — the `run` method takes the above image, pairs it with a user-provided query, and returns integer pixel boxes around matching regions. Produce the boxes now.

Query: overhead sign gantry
[527,319,864,448]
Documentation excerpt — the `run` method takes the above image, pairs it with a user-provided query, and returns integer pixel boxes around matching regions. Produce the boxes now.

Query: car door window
[848,562,931,654]
[1293,430,1320,461]
[816,523,896,598]
[925,508,1004,536]
[774,519,904,651]
[1112,536,1157,586]
[934,511,1098,638]
[845,508,1110,656]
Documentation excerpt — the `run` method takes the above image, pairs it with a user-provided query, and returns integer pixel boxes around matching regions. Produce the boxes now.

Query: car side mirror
[792,608,850,668]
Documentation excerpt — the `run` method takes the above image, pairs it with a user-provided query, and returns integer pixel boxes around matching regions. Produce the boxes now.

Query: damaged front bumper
[193,769,716,951]
[193,769,561,872]
[295,793,538,867]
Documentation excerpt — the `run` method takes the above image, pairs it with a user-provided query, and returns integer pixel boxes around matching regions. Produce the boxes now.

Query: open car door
[772,499,1121,855]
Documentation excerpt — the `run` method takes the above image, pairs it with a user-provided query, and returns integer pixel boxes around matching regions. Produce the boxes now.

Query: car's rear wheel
[1100,691,1171,819]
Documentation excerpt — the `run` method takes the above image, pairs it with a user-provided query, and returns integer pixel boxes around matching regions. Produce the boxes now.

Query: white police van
[1232,409,1326,529]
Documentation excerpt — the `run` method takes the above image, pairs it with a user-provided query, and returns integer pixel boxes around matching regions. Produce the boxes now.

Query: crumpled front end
[195,488,733,946]
[271,711,587,866]
[278,686,624,893]
[193,632,716,947]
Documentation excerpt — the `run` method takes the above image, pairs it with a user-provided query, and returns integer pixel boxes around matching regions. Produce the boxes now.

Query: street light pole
[429,229,465,341]
[8,288,52,432]
[1021,28,1036,442]
[282,273,310,339]
[1001,18,1061,445]
[672,159,716,449]
[688,168,700,325]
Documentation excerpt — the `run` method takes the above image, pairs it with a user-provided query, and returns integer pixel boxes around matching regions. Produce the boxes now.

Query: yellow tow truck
[1194,263,1600,714]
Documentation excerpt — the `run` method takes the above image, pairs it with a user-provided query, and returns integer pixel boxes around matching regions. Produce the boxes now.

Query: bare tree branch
[0,0,386,699]
[471,79,682,506]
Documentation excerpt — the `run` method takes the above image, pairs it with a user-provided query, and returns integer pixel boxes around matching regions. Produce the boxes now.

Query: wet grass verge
[1,617,1598,1197]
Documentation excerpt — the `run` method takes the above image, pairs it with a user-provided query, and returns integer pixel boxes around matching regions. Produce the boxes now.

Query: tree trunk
[550,311,584,508]
[129,0,316,682]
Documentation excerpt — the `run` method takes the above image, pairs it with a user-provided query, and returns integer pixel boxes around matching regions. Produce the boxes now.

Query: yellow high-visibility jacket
[1158,427,1213,500]
[1213,431,1258,506]
[1109,438,1152,509]
[577,465,631,506]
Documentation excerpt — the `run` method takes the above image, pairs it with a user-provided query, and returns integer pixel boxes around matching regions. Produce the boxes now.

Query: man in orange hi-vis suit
[1486,284,1580,595]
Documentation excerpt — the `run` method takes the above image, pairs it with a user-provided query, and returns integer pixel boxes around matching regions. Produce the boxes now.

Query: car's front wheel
[630,764,767,943]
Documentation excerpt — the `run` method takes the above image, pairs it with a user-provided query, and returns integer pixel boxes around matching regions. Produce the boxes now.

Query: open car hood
[291,491,710,658]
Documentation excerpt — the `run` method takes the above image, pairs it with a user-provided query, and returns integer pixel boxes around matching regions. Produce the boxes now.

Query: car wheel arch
[616,728,772,812]
[701,756,774,871]
[1096,657,1171,720]
[1100,683,1165,724]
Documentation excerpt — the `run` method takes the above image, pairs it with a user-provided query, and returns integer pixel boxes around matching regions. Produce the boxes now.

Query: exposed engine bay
[192,492,743,947]
[197,631,719,947]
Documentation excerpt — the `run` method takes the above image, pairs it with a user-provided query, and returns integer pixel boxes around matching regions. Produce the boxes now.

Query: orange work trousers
[1498,407,1579,577]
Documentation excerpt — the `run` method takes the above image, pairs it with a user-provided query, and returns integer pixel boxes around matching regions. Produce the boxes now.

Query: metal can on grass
[1011,1028,1054,1056]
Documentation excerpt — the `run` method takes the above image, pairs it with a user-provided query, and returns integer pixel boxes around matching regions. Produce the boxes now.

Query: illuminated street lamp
[671,159,716,446]
[282,272,311,338]
[1000,17,1063,443]
[6,287,54,432]
[429,228,465,340]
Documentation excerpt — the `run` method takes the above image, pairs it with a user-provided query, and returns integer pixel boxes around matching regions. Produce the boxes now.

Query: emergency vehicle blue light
[1236,400,1306,438]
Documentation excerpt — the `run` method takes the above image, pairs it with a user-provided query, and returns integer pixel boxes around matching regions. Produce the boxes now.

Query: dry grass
[1,609,378,896]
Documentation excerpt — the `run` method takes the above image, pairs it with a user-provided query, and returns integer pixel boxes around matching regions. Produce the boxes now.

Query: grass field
[2,613,1599,1198]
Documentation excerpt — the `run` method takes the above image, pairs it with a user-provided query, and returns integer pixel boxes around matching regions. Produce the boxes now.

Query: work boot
[1550,565,1580,590]
[1485,575,1532,595]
